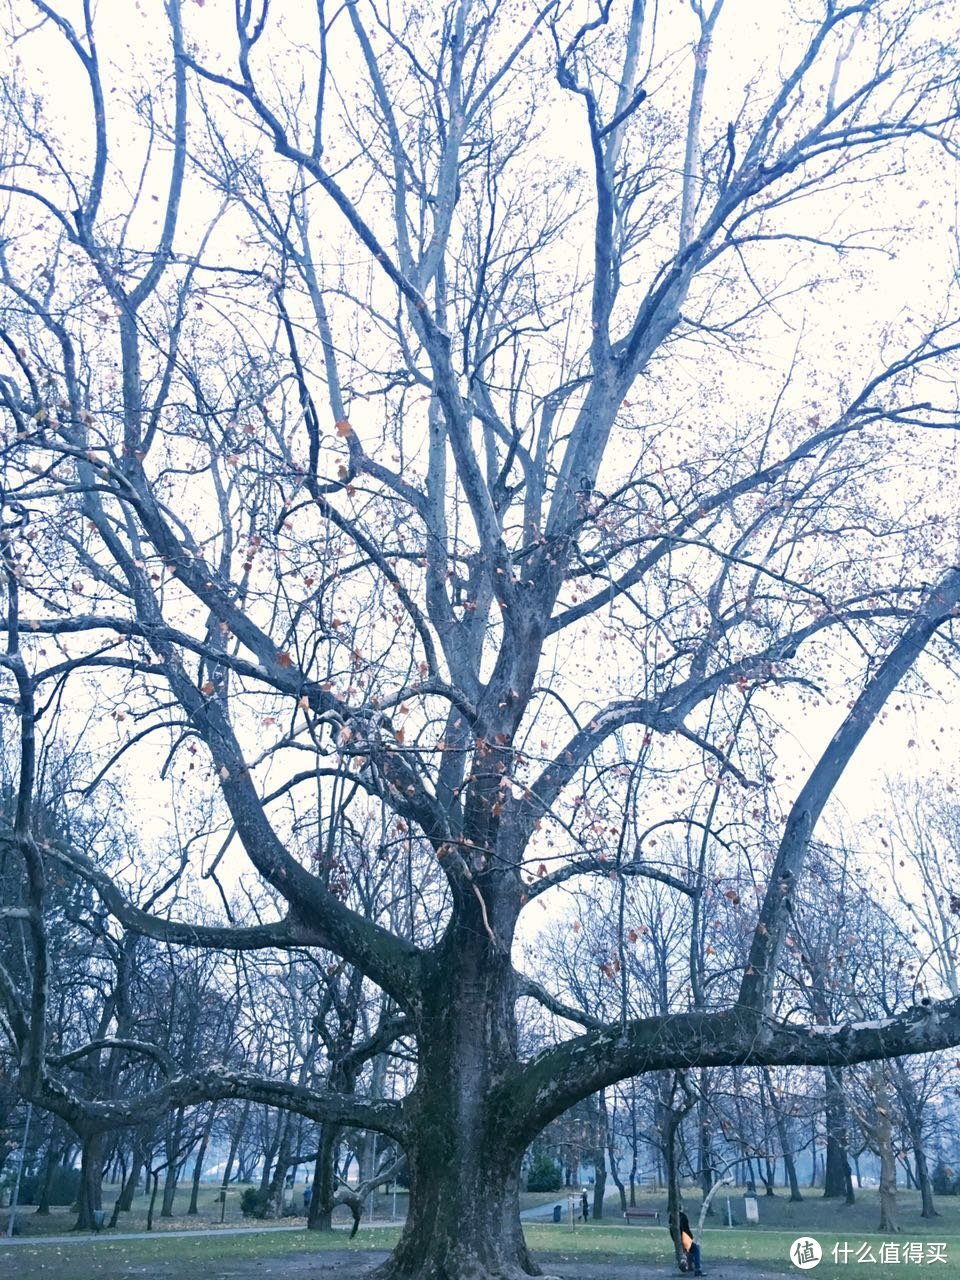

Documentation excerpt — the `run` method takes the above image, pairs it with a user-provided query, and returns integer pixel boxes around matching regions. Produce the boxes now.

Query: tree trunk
[655,1072,693,1272]
[608,1141,627,1213]
[258,1111,282,1197]
[359,1054,390,1183]
[110,1156,142,1229]
[877,1137,899,1231]
[266,1113,294,1218]
[220,1101,250,1191]
[35,1139,60,1216]
[147,1170,160,1232]
[664,1113,683,1270]
[160,1163,180,1218]
[309,1123,339,1231]
[892,1063,937,1218]
[118,1136,145,1212]
[591,1092,608,1220]
[158,1106,187,1218]
[629,1087,638,1207]
[915,1144,937,1219]
[697,1076,714,1214]
[307,1142,325,1230]
[605,1091,627,1213]
[761,1068,802,1203]
[872,1067,901,1233]
[188,1111,215,1215]
[591,1152,606,1221]
[782,1145,803,1203]
[379,1145,536,1280]
[823,1067,854,1202]
[372,911,545,1280]
[73,1133,105,1231]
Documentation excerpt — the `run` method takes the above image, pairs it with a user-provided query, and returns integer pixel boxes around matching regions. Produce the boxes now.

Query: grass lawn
[527,1222,960,1278]
[8,1223,960,1279]
[0,1178,387,1237]
[5,1186,960,1278]
[0,1224,400,1279]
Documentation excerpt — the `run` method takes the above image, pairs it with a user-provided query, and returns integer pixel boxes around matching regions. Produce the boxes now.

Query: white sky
[2,0,960,969]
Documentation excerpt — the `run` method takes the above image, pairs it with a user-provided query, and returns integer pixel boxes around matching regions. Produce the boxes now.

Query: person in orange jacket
[678,1209,703,1276]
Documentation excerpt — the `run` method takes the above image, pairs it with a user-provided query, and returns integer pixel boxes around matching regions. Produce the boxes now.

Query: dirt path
[0,1245,786,1279]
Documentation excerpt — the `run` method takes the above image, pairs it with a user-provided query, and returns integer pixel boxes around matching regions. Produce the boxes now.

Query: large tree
[3,0,960,1276]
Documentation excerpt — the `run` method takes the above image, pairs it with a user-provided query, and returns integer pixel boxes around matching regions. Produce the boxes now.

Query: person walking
[581,1189,589,1222]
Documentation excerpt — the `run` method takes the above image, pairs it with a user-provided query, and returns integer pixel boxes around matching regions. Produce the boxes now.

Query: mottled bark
[376,1147,540,1280]
[309,1124,338,1231]
[374,902,541,1280]
[872,1067,901,1233]
[73,1132,105,1231]
[823,1068,854,1202]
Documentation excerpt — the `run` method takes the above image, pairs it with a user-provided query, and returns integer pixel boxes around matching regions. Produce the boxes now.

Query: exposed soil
[243,1253,779,1279]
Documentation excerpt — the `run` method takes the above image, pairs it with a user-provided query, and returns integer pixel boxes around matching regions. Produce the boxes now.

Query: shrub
[932,1160,957,1196]
[525,1152,562,1192]
[240,1186,273,1218]
[17,1164,82,1207]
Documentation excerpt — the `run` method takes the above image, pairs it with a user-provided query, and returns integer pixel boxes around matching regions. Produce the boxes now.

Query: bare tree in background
[3,1,960,1275]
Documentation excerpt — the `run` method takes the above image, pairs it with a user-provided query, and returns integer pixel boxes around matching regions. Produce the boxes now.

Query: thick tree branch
[739,563,960,1014]
[33,1066,408,1142]
[506,996,960,1144]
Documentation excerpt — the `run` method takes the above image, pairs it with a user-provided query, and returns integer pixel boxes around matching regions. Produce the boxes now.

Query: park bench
[624,1207,660,1224]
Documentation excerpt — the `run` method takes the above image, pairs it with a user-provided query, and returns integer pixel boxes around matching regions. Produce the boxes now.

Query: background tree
[3,2,960,1278]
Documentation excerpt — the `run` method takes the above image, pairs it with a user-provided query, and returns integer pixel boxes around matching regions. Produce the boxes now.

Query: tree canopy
[2,0,960,1276]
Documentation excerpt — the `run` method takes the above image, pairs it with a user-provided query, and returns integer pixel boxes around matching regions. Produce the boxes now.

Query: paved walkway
[520,1203,560,1221]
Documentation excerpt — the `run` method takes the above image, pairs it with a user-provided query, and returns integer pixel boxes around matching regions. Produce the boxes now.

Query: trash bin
[553,1204,562,1224]
[92,1210,106,1232]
